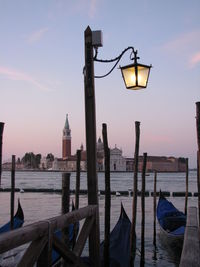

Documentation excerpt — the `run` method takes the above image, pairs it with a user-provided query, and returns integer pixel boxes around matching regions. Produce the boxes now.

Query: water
[0,170,198,266]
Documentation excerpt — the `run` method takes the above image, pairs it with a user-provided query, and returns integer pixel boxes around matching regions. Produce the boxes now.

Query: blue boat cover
[52,223,75,265]
[0,217,24,234]
[52,201,80,265]
[170,225,185,236]
[100,204,133,267]
[157,195,186,233]
[0,200,24,234]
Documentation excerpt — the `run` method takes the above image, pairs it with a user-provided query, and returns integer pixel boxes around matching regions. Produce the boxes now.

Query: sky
[0,0,200,168]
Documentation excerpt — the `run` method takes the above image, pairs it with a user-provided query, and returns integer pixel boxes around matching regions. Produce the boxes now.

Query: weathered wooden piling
[0,122,4,186]
[75,150,81,210]
[62,172,70,267]
[140,152,147,267]
[153,171,157,247]
[102,123,111,267]
[196,101,200,224]
[10,155,15,230]
[184,158,189,215]
[130,121,140,266]
[84,26,100,266]
[72,149,81,249]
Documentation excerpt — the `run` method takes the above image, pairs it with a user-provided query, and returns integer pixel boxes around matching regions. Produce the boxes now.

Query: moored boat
[156,191,186,251]
[100,203,134,267]
[0,199,24,234]
[0,200,24,266]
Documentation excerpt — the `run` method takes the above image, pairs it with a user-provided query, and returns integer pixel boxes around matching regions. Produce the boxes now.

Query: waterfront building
[110,145,126,171]
[52,156,85,171]
[137,156,186,172]
[49,115,187,172]
[40,157,53,170]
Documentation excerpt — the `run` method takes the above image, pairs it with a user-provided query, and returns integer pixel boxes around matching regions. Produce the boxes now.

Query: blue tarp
[100,204,133,267]
[0,217,24,234]
[157,195,186,233]
[0,200,24,234]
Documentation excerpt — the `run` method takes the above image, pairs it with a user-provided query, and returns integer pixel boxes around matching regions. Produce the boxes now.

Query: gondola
[0,200,24,266]
[82,204,134,267]
[0,199,24,234]
[100,203,133,267]
[156,191,186,251]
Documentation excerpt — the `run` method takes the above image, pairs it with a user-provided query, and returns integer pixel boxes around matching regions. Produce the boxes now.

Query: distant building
[52,115,87,171]
[62,114,71,159]
[2,161,25,170]
[110,145,126,171]
[49,114,187,172]
[97,137,104,171]
[40,157,53,170]
[137,156,186,172]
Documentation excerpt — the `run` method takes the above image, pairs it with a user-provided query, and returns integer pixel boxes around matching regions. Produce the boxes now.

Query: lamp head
[120,51,151,90]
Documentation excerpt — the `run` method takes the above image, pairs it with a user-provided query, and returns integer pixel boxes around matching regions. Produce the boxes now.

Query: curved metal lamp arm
[93,46,139,78]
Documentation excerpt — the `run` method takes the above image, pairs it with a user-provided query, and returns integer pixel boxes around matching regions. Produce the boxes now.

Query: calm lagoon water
[0,170,198,266]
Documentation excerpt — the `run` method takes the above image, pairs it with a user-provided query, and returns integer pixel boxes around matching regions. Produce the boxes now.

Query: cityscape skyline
[0,1,200,168]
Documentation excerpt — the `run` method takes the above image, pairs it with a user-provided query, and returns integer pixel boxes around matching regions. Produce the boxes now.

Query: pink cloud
[162,30,200,68]
[27,27,48,43]
[163,30,200,52]
[189,51,200,68]
[0,66,50,91]
[89,0,97,18]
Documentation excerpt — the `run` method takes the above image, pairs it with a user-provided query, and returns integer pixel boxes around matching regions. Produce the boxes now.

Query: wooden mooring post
[75,150,81,210]
[184,158,189,215]
[62,172,70,266]
[102,123,111,267]
[196,101,200,224]
[130,121,140,266]
[73,150,81,248]
[140,152,147,267]
[153,171,157,247]
[152,171,157,261]
[10,155,15,230]
[84,26,100,266]
[0,122,4,187]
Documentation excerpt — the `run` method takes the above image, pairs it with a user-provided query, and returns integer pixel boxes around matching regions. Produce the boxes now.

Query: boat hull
[157,192,186,261]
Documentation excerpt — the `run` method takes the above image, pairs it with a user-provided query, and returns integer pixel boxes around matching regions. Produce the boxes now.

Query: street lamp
[84,26,151,266]
[120,50,151,90]
[93,43,151,90]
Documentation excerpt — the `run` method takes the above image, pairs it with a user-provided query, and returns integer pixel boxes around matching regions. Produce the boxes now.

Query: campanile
[62,114,71,159]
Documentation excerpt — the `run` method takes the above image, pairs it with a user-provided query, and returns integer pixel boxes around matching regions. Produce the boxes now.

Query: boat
[100,203,134,267]
[82,204,134,267]
[0,199,24,234]
[156,191,186,251]
[0,200,24,266]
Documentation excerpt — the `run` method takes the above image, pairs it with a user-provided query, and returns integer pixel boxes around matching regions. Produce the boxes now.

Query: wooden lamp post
[84,26,151,266]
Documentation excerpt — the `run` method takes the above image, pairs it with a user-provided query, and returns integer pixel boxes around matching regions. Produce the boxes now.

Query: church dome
[97,137,104,151]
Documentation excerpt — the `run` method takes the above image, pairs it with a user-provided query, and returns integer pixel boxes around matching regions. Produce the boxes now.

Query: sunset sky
[0,1,200,167]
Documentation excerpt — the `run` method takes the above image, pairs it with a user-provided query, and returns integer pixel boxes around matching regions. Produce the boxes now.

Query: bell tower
[62,114,71,159]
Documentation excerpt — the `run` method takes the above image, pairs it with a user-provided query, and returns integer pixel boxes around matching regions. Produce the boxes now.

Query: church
[50,114,127,171]
[42,114,186,172]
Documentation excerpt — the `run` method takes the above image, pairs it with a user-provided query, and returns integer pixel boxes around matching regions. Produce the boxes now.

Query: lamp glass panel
[121,66,136,88]
[137,65,150,87]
